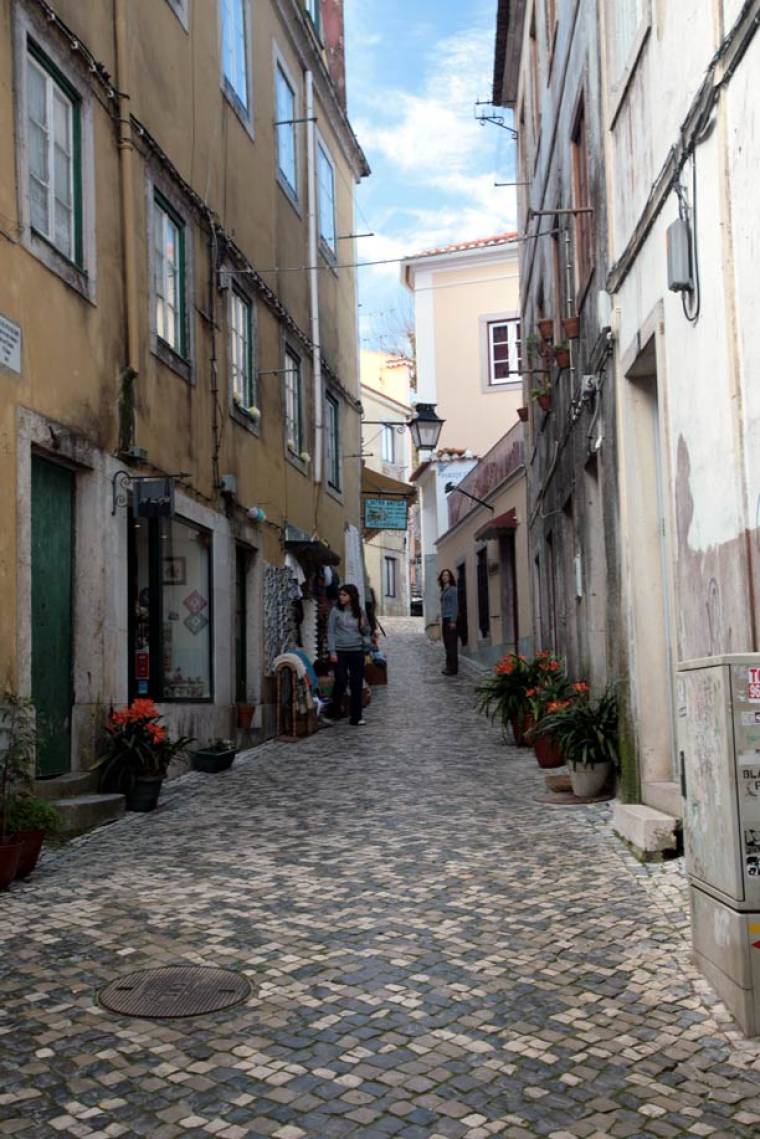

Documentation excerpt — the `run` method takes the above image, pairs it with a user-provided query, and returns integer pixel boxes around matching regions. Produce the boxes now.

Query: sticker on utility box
[739,756,760,803]
[747,667,760,701]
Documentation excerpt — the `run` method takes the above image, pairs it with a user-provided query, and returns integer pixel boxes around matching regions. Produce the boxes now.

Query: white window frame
[316,134,336,257]
[284,346,304,457]
[13,9,96,301]
[274,54,299,201]
[480,314,521,390]
[325,392,341,492]
[606,0,651,126]
[164,0,189,30]
[384,556,398,599]
[154,196,185,357]
[148,175,194,379]
[229,289,256,413]
[220,0,254,130]
[381,425,396,465]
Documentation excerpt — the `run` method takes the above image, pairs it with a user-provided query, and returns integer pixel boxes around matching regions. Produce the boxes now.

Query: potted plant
[525,657,573,768]
[536,684,618,797]
[99,699,193,812]
[537,317,554,342]
[6,794,63,879]
[531,376,553,412]
[246,405,261,423]
[517,406,529,423]
[553,342,571,369]
[237,702,256,730]
[523,332,543,368]
[475,653,537,745]
[0,692,35,890]
[191,739,237,773]
[562,315,580,340]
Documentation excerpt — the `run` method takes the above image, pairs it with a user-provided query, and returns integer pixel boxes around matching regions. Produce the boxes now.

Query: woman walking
[439,568,459,676]
[325,584,371,725]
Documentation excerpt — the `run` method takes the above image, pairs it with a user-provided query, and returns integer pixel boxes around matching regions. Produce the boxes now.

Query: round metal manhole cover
[99,966,252,1019]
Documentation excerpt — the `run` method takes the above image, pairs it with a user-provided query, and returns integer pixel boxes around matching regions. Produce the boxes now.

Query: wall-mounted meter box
[678,654,760,1035]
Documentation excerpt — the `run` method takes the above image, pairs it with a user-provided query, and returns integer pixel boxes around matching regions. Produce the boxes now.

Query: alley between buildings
[2,620,760,1139]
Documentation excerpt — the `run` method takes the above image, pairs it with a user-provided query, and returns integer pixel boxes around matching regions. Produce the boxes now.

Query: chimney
[321,0,346,107]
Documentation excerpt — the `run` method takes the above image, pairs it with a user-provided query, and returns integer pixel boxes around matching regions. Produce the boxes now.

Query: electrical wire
[681,152,701,325]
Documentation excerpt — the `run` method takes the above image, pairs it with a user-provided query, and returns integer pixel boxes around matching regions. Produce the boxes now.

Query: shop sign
[0,314,21,374]
[134,477,175,518]
[364,497,408,530]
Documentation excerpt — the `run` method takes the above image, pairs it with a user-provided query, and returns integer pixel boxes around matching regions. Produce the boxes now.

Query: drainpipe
[305,70,323,485]
[114,0,139,383]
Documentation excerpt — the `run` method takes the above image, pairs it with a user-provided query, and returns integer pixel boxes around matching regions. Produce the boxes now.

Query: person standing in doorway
[439,568,459,676]
[325,584,371,725]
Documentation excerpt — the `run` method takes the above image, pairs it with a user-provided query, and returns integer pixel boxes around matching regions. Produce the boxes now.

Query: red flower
[573,682,590,693]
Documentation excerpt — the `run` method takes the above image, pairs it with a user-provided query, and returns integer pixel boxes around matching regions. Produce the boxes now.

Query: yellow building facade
[0,0,368,772]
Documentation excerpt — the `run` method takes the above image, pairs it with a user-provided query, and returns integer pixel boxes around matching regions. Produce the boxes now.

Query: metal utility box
[678,654,760,1034]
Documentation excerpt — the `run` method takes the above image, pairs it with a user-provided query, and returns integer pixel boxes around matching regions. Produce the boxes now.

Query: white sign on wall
[0,314,21,374]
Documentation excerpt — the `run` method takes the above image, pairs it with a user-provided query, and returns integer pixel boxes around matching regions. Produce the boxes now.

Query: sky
[343,0,517,352]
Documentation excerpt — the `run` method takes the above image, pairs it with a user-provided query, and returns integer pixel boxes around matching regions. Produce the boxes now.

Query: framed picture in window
[162,556,186,586]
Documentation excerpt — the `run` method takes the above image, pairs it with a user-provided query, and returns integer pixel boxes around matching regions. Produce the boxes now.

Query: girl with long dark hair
[439,567,459,676]
[324,583,371,726]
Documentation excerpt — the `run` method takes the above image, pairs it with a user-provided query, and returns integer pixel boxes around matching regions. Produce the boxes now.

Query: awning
[474,508,518,541]
[284,523,341,566]
[361,465,417,500]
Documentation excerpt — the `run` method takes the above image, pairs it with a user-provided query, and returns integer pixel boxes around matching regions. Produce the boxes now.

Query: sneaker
[321,716,337,726]
[350,719,366,726]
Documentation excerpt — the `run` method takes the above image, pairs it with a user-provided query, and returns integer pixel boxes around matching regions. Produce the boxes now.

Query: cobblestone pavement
[3,619,760,1139]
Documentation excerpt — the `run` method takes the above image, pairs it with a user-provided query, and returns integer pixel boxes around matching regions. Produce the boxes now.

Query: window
[545,0,557,55]
[317,141,336,254]
[165,0,189,28]
[230,291,255,409]
[384,557,397,598]
[275,63,298,196]
[284,347,304,455]
[304,0,321,36]
[221,0,249,114]
[381,425,396,464]
[487,318,520,384]
[153,195,187,357]
[129,515,212,701]
[325,392,341,490]
[477,548,490,638]
[26,46,81,265]
[529,15,540,146]
[571,99,593,293]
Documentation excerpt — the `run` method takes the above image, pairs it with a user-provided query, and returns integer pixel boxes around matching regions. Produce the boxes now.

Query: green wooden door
[31,456,74,777]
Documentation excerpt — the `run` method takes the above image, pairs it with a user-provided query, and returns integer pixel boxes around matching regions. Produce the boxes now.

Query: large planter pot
[537,318,554,342]
[553,346,571,369]
[237,703,255,730]
[126,775,164,812]
[510,712,535,747]
[0,838,23,890]
[568,760,612,798]
[13,828,45,879]
[191,748,236,773]
[533,734,564,769]
[536,393,552,412]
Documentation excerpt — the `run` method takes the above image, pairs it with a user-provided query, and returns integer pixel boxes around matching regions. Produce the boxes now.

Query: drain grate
[99,966,252,1019]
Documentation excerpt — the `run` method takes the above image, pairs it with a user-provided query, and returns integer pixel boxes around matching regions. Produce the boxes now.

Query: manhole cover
[99,966,252,1018]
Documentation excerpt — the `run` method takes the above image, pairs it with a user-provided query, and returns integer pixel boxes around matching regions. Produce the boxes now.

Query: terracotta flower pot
[0,838,23,890]
[510,712,535,747]
[517,406,529,422]
[553,346,571,369]
[536,393,551,412]
[562,315,580,339]
[237,703,255,730]
[13,829,45,880]
[533,734,564,768]
[537,318,554,342]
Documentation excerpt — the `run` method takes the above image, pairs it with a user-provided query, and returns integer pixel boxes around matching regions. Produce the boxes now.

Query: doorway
[31,455,74,776]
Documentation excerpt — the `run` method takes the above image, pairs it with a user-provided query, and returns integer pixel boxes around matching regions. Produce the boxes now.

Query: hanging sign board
[134,477,175,519]
[364,497,409,530]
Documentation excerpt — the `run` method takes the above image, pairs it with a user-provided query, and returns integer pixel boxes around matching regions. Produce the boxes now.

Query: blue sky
[344,0,517,350]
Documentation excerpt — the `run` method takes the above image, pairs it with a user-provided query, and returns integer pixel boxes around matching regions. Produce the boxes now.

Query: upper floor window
[571,99,593,294]
[381,425,396,464]
[164,0,189,28]
[230,290,255,410]
[325,392,341,490]
[275,63,297,196]
[529,14,540,146]
[384,556,398,599]
[221,0,250,115]
[153,194,187,358]
[26,47,81,266]
[545,0,557,56]
[487,318,520,384]
[304,0,321,37]
[317,140,336,254]
[284,347,304,456]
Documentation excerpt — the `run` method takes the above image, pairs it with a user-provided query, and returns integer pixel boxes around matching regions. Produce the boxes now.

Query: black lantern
[408,403,444,451]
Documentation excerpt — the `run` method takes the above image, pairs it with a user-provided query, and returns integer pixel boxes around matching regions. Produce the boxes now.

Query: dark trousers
[443,619,459,674]
[331,650,365,724]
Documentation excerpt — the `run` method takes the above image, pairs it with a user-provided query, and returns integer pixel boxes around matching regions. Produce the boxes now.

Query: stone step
[49,793,125,837]
[34,770,100,801]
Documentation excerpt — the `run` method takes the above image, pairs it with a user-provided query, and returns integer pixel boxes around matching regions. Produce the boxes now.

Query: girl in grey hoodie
[325,584,371,726]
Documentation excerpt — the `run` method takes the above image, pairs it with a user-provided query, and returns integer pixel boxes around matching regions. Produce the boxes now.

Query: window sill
[222,85,255,140]
[285,448,310,476]
[27,230,94,303]
[325,480,343,503]
[319,239,339,276]
[231,403,261,435]
[153,337,192,383]
[484,378,521,393]
[277,173,302,217]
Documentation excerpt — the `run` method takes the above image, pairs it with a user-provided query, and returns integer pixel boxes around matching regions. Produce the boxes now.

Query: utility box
[678,654,760,1034]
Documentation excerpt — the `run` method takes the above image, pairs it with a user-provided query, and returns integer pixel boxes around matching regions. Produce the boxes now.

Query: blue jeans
[331,650,365,724]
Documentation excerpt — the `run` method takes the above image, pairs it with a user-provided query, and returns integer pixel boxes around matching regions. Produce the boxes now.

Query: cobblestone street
[3,619,760,1138]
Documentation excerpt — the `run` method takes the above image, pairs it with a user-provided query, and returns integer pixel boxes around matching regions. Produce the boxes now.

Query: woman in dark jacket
[325,583,371,725]
[439,568,459,676]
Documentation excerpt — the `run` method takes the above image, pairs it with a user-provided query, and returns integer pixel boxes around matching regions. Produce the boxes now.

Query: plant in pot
[553,341,571,369]
[537,317,554,343]
[523,332,543,368]
[191,738,237,773]
[524,658,573,769]
[517,406,529,423]
[6,794,63,879]
[0,693,36,889]
[475,653,537,746]
[531,375,553,412]
[561,314,580,340]
[535,684,618,797]
[99,699,193,812]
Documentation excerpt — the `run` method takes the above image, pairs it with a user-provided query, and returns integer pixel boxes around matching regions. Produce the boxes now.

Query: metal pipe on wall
[114,0,139,373]
[305,70,323,485]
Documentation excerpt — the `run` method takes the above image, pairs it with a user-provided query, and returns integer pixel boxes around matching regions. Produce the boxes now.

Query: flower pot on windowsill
[517,406,529,422]
[562,315,580,340]
[553,344,571,369]
[537,318,554,342]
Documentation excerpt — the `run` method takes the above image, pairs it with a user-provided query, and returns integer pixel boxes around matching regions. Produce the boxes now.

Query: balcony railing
[447,421,525,528]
